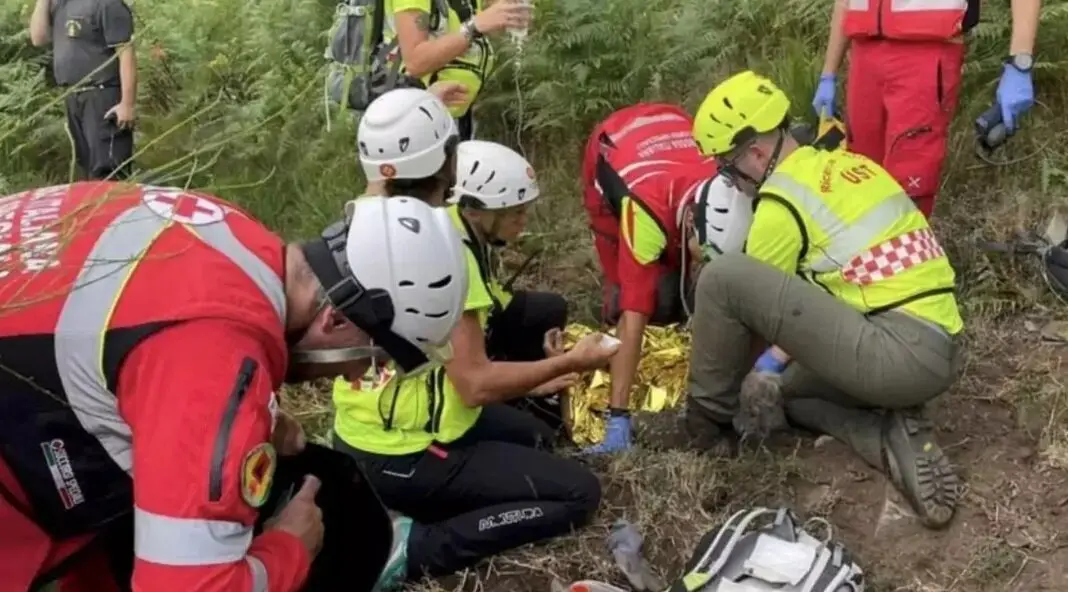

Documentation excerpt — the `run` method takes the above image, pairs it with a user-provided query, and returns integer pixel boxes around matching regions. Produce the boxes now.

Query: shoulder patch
[240,442,277,508]
[620,195,668,265]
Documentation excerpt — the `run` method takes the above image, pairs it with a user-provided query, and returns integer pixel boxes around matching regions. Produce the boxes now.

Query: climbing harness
[667,507,865,592]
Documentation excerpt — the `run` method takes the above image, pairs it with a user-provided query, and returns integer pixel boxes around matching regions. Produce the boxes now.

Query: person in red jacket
[813,0,1041,218]
[580,103,747,454]
[0,182,470,591]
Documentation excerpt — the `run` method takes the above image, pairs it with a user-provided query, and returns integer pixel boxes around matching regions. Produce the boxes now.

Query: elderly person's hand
[427,81,470,108]
[273,411,307,456]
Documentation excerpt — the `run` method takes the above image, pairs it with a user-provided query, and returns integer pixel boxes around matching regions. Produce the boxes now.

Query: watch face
[1013,54,1034,71]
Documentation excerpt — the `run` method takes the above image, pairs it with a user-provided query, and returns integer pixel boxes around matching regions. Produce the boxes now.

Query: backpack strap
[371,0,386,49]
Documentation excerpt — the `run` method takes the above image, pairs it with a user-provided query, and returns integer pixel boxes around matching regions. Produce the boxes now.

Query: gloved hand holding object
[753,346,787,374]
[811,74,837,119]
[995,57,1035,133]
[581,413,632,455]
[734,347,789,439]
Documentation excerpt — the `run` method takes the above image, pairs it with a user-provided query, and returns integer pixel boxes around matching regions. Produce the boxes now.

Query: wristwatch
[1006,53,1034,73]
[460,19,483,42]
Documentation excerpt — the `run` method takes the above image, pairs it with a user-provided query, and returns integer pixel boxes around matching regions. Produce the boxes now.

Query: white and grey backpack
[668,507,865,592]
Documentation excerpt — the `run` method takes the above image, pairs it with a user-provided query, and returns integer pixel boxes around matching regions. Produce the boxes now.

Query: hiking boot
[785,398,959,529]
[681,401,738,457]
[880,410,960,529]
[372,513,412,592]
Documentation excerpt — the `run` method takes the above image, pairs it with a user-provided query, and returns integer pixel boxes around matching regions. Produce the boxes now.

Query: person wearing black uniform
[29,0,137,180]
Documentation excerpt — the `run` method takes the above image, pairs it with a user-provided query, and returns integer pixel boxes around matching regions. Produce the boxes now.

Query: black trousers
[485,290,569,431]
[335,405,602,579]
[64,85,134,180]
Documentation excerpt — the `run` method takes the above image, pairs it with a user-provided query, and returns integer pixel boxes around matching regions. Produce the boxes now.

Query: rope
[508,0,531,158]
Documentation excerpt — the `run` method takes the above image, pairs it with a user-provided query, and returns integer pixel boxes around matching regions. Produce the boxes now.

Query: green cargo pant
[687,253,959,423]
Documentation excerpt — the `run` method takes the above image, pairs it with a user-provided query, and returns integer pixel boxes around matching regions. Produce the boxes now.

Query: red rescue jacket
[581,103,717,317]
[0,182,308,591]
[843,0,968,41]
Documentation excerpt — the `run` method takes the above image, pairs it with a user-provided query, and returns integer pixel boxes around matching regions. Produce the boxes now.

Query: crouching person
[685,71,963,529]
[332,141,617,589]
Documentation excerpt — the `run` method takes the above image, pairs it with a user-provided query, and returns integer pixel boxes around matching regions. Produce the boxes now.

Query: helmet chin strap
[288,345,385,365]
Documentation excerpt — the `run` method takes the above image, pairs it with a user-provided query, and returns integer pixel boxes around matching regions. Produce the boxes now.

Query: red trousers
[846,39,965,218]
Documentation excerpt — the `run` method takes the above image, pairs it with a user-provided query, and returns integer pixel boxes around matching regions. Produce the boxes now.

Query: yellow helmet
[692,71,792,156]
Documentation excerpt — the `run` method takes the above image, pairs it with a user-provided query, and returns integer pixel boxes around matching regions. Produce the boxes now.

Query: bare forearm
[1009,0,1041,54]
[118,47,136,105]
[451,355,577,407]
[821,0,849,75]
[29,0,51,47]
[404,33,471,77]
[608,311,647,409]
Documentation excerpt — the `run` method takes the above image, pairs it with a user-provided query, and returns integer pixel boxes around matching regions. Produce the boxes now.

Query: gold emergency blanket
[563,323,690,446]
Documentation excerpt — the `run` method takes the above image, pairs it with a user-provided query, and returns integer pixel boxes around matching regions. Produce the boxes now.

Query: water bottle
[508,0,532,45]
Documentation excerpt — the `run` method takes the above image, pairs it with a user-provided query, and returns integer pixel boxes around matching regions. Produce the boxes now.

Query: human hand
[272,411,307,456]
[811,74,836,119]
[996,63,1034,133]
[542,327,566,358]
[104,102,135,130]
[530,372,579,396]
[732,371,787,440]
[427,81,470,108]
[565,332,620,372]
[581,414,632,455]
[267,475,325,557]
[753,347,787,375]
[473,0,532,35]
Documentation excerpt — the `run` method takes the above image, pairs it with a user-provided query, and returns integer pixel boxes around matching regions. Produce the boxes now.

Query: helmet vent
[418,106,433,120]
[398,217,421,234]
[399,280,414,287]
[428,275,453,288]
[469,160,481,175]
[358,141,368,156]
[399,137,411,153]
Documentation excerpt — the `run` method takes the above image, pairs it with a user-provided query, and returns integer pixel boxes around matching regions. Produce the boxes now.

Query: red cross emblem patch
[142,188,225,226]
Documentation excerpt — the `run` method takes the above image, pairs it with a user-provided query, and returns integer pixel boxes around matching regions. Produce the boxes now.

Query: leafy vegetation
[5,0,1068,589]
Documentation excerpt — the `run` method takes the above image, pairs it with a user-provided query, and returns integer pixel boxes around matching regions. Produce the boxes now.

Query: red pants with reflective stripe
[1,457,122,591]
[846,39,965,218]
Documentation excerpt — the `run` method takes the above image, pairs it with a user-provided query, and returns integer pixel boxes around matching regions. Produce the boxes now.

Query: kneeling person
[332,141,618,588]
[687,71,963,529]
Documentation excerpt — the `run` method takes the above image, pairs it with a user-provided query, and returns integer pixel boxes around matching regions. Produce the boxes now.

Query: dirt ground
[401,317,1068,592]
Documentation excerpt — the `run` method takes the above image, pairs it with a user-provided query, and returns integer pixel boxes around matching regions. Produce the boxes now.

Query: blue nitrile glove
[811,74,837,118]
[582,414,632,455]
[753,347,787,375]
[996,63,1034,133]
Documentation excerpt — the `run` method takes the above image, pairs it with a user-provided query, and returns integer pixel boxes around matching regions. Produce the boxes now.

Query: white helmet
[357,88,458,183]
[449,140,540,209]
[300,195,468,373]
[690,175,754,258]
[672,507,865,591]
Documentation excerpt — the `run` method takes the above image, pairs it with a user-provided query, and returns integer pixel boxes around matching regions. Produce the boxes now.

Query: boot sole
[881,412,960,529]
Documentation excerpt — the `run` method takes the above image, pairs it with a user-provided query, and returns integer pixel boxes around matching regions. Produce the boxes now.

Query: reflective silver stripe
[891,0,966,11]
[761,172,915,274]
[134,507,254,565]
[247,556,269,592]
[55,195,287,475]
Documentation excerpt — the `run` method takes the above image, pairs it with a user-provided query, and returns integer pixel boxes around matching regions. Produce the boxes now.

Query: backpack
[668,507,866,592]
[323,0,469,113]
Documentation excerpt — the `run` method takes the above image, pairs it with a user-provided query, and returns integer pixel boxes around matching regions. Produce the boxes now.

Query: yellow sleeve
[620,195,668,265]
[463,249,495,313]
[390,0,431,13]
[744,197,803,275]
